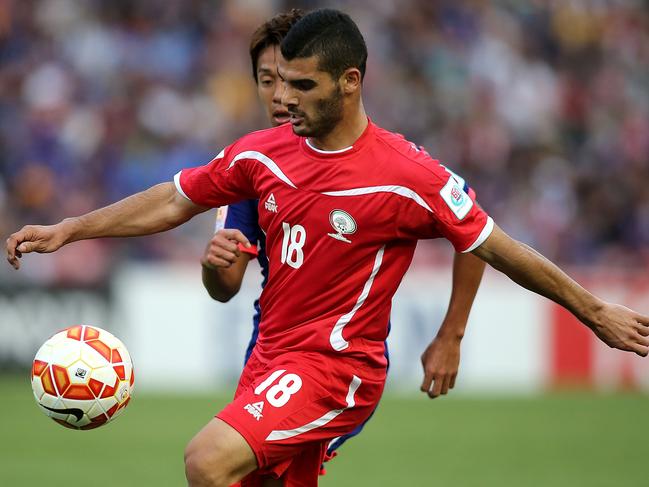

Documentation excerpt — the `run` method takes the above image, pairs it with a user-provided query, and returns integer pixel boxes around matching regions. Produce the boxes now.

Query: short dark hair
[249,9,304,83]
[280,9,367,81]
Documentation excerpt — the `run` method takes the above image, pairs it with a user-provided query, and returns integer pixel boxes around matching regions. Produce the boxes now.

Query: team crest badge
[327,210,356,244]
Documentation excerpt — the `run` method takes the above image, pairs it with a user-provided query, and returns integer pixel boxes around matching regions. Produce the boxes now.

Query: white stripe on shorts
[265,375,362,442]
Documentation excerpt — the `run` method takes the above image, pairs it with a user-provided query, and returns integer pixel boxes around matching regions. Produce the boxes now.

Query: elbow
[209,290,237,303]
[204,282,241,303]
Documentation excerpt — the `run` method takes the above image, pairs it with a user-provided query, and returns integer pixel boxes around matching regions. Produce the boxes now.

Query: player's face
[277,55,344,138]
[256,45,290,127]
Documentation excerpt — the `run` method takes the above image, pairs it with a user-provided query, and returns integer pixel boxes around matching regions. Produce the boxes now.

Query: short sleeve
[174,146,257,208]
[401,161,493,253]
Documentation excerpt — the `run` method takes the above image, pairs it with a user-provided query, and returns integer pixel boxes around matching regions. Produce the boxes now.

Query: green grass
[1,374,647,486]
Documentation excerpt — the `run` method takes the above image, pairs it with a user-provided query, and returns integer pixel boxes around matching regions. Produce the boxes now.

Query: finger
[17,242,34,253]
[449,373,457,390]
[635,324,649,337]
[440,375,452,396]
[635,315,649,328]
[206,256,234,268]
[420,371,433,394]
[633,332,649,347]
[428,374,443,399]
[209,235,239,253]
[207,247,239,264]
[632,343,649,357]
[220,228,251,248]
[6,235,21,270]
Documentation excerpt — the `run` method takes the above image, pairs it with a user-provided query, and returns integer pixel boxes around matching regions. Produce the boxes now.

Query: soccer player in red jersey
[7,9,649,487]
[201,11,486,469]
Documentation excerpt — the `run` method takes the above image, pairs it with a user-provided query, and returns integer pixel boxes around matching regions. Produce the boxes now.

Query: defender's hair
[280,9,367,81]
[249,9,304,83]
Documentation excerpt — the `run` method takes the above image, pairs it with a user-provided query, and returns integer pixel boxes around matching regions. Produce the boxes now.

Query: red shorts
[218,349,385,486]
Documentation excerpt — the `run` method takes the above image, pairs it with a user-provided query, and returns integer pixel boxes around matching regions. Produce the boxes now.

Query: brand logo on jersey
[440,177,473,220]
[244,401,264,421]
[264,193,278,213]
[327,210,357,244]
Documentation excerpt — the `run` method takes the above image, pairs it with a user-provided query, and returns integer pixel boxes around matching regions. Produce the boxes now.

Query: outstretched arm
[472,224,649,356]
[6,182,217,269]
[420,251,485,398]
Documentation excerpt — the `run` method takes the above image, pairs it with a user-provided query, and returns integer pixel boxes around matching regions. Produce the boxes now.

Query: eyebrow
[277,69,317,87]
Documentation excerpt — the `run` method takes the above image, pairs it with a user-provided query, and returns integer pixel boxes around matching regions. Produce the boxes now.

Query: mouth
[289,113,304,126]
[272,111,291,125]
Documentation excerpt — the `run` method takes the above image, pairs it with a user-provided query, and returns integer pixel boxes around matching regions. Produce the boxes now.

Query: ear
[340,68,362,95]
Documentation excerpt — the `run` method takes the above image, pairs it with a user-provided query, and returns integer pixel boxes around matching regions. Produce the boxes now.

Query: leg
[185,418,258,487]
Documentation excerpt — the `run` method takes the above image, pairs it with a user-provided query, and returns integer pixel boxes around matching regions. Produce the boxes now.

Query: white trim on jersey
[265,375,362,441]
[330,246,385,351]
[305,138,353,154]
[322,186,433,213]
[173,171,191,201]
[462,216,494,253]
[227,150,297,189]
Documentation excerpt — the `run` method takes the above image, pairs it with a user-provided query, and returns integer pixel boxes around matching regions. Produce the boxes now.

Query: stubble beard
[293,86,344,139]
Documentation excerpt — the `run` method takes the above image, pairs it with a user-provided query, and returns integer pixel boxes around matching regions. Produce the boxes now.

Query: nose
[272,81,283,105]
[280,84,297,109]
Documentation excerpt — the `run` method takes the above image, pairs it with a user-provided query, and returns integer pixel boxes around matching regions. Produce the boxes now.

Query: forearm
[438,252,485,338]
[201,251,250,302]
[202,266,241,302]
[63,183,205,244]
[473,227,603,326]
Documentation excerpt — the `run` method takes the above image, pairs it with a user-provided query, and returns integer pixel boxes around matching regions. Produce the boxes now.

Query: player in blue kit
[198,9,487,470]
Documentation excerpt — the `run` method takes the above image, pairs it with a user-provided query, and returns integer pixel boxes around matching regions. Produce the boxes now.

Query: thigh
[218,352,384,478]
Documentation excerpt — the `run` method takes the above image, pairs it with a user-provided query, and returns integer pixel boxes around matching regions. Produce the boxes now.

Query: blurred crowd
[1,0,648,285]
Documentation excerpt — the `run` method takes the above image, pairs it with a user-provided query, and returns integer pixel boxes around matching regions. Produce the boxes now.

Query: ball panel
[51,365,71,394]
[66,325,83,341]
[32,359,48,378]
[86,339,111,362]
[50,339,82,367]
[111,349,123,364]
[41,367,57,396]
[88,378,104,397]
[63,384,95,400]
[67,359,92,385]
[83,326,101,341]
[32,377,45,400]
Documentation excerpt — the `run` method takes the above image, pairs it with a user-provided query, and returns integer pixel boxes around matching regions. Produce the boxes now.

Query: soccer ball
[31,325,134,430]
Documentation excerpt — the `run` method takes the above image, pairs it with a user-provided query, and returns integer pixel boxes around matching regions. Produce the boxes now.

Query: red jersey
[176,120,492,372]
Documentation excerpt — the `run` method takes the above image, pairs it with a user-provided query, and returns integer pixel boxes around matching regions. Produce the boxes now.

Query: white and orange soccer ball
[31,325,134,430]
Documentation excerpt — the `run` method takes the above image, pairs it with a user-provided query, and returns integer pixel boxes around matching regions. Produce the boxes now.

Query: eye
[259,78,274,87]
[292,80,316,91]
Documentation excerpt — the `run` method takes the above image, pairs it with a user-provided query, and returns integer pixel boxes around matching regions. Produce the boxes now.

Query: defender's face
[256,45,290,127]
[277,55,344,138]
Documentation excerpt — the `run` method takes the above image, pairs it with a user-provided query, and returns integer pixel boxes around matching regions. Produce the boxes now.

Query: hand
[6,223,71,270]
[201,229,251,270]
[588,302,649,357]
[420,330,463,399]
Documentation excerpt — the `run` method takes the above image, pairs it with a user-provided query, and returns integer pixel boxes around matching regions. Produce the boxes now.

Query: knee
[184,440,230,487]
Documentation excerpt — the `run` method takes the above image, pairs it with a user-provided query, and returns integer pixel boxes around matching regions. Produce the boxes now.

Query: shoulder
[227,124,297,157]
[370,124,449,185]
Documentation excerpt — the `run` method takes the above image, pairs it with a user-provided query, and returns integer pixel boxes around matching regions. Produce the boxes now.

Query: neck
[308,102,368,151]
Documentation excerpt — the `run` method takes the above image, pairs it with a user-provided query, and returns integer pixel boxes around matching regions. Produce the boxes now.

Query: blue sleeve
[224,200,261,245]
